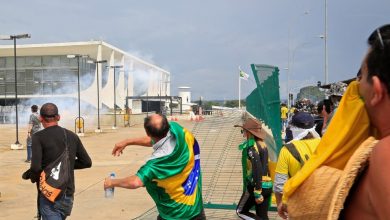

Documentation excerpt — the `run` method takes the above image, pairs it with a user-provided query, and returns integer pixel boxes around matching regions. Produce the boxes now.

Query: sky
[1,0,389,100]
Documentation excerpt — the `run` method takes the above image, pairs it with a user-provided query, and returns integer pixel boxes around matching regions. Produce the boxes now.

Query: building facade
[0,41,170,115]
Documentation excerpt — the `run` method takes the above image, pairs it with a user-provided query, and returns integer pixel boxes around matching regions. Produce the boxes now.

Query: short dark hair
[40,103,59,120]
[31,105,38,113]
[317,99,333,114]
[144,114,170,139]
[366,24,390,94]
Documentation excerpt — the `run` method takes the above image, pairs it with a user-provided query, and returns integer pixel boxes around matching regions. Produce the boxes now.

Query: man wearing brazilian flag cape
[104,114,205,220]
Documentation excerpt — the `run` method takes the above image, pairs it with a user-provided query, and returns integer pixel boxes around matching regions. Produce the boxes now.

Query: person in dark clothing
[26,103,92,220]
[234,118,272,220]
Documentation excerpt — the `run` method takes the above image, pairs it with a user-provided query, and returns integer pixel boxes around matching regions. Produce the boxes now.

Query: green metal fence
[246,64,283,155]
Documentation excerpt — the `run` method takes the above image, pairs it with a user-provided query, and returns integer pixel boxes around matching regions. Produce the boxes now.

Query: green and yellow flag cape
[137,122,203,219]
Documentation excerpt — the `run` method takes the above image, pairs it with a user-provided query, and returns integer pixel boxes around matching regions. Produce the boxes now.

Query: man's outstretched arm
[104,175,144,189]
[112,136,152,156]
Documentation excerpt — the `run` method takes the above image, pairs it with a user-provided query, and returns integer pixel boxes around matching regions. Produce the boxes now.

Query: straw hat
[287,137,377,220]
[328,137,377,219]
[234,118,266,140]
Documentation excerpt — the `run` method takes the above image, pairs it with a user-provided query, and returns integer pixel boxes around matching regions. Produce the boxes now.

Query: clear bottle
[105,172,115,198]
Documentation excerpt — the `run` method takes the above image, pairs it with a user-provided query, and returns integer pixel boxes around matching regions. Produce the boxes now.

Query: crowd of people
[19,23,390,220]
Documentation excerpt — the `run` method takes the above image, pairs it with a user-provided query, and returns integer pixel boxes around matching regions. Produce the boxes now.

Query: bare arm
[274,173,288,205]
[112,136,152,157]
[104,175,144,189]
[274,161,289,219]
[369,139,390,219]
[27,115,33,137]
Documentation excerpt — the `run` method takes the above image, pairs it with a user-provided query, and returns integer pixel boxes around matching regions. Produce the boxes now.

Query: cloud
[1,0,390,101]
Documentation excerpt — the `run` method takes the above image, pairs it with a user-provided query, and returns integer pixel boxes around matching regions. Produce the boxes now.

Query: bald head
[40,103,59,122]
[144,114,170,139]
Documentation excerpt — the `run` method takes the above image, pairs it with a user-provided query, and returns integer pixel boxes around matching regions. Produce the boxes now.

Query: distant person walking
[26,105,41,163]
[105,114,205,219]
[280,103,288,131]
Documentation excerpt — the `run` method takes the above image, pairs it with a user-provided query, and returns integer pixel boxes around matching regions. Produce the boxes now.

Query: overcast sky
[1,0,389,100]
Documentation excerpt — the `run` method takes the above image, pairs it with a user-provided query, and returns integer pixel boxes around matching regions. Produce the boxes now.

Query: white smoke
[1,60,97,127]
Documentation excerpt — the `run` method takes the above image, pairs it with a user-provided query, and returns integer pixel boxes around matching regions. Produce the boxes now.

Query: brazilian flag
[136,122,203,219]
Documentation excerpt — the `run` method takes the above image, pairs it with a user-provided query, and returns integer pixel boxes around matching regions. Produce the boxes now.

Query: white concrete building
[178,86,194,111]
[0,41,170,114]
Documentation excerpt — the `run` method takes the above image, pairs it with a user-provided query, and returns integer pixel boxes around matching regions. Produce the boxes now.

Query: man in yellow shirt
[274,112,321,219]
[280,103,289,130]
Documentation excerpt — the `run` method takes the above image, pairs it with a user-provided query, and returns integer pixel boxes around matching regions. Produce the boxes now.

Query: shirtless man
[343,24,390,219]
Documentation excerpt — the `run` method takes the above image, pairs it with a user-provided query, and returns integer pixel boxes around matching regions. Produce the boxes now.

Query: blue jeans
[27,144,32,161]
[39,194,73,220]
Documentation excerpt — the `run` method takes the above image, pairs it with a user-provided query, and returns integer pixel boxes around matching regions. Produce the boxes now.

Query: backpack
[38,129,70,202]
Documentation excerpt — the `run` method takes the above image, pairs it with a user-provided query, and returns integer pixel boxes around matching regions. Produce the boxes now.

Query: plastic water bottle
[105,173,115,198]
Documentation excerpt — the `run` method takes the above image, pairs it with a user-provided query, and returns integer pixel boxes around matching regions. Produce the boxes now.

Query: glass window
[42,56,52,67]
[25,56,42,67]
[17,85,25,95]
[43,69,54,81]
[33,70,42,83]
[0,71,5,81]
[6,71,15,81]
[53,82,74,94]
[25,83,34,95]
[59,69,77,82]
[6,82,14,94]
[52,56,61,66]
[101,67,108,88]
[5,57,14,68]
[32,84,42,95]
[25,69,33,80]
[43,83,52,94]
[61,56,70,66]
[17,57,26,67]
[17,71,25,82]
[0,57,6,68]
[124,71,129,90]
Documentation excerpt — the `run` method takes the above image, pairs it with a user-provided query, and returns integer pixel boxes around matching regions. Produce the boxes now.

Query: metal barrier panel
[247,64,283,155]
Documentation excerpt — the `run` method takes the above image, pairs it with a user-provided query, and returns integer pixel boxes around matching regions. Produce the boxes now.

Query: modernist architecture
[0,41,170,114]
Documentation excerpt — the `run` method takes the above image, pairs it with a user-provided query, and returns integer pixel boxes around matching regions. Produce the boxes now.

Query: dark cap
[234,118,266,140]
[291,112,314,129]
[40,103,59,118]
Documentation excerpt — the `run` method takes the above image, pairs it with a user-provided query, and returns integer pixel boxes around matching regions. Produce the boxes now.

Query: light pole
[324,0,328,84]
[0,77,5,124]
[92,60,107,133]
[0,34,31,148]
[67,54,88,135]
[108,65,123,129]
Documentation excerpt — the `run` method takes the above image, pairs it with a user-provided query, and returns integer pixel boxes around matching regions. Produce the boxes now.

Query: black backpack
[38,129,71,202]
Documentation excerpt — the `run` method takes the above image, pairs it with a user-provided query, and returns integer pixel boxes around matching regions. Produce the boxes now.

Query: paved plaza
[0,115,281,220]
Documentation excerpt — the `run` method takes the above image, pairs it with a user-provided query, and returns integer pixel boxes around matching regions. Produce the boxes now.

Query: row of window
[0,56,81,68]
[0,82,77,95]
[0,69,79,83]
